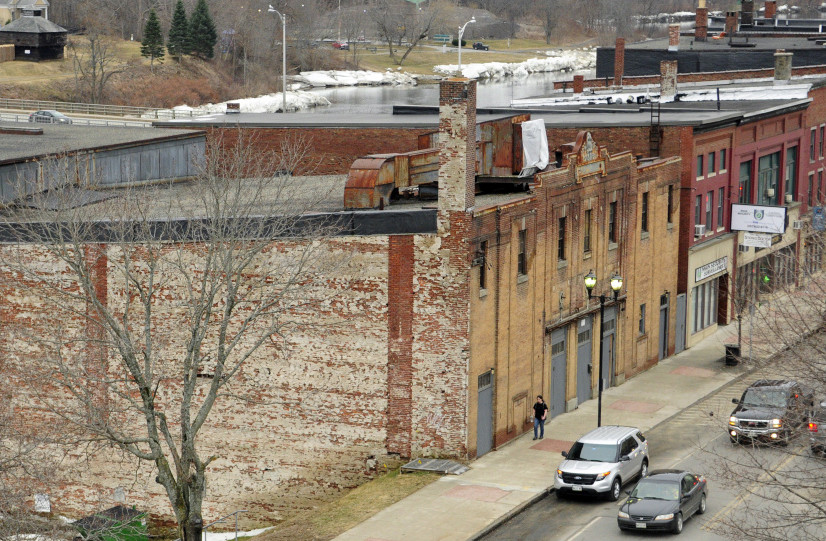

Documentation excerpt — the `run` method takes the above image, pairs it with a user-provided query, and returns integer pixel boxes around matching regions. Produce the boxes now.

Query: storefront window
[739,161,752,204]
[692,277,719,334]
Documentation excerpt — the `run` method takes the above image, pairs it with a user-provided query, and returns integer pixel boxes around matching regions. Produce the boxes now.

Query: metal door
[550,328,567,418]
[675,293,687,353]
[659,293,670,360]
[576,317,592,405]
[602,306,616,390]
[476,370,494,457]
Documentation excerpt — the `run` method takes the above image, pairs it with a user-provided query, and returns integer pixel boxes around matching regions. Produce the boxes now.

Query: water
[295,68,596,113]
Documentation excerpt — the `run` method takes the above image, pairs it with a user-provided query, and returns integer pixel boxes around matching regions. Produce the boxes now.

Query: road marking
[565,516,602,541]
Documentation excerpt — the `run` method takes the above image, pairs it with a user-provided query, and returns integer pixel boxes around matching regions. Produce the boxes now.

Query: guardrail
[0,112,153,128]
[0,97,196,120]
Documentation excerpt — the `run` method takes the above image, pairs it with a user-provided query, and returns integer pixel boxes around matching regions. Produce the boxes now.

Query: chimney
[765,1,777,19]
[660,60,678,100]
[668,24,680,51]
[438,78,476,214]
[725,11,738,35]
[614,38,625,85]
[695,1,708,41]
[741,0,754,26]
[774,49,793,84]
[573,74,584,94]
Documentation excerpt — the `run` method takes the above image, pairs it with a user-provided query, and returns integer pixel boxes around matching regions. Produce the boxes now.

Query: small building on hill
[0,15,65,60]
[0,1,50,24]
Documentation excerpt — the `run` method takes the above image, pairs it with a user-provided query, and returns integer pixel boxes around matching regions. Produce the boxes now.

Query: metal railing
[0,97,197,120]
[203,510,247,541]
[0,112,153,128]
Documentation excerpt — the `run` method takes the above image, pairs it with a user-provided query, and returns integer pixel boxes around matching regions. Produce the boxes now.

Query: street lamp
[584,271,623,428]
[268,4,287,113]
[457,16,475,75]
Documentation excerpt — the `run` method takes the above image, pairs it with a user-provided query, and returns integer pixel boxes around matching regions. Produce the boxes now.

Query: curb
[467,487,554,541]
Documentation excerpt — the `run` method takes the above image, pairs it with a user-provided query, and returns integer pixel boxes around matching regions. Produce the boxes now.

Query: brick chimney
[774,49,792,85]
[725,11,738,35]
[741,0,754,26]
[668,24,680,52]
[695,0,708,41]
[765,1,777,19]
[438,78,476,215]
[573,74,584,94]
[614,38,625,85]
[660,60,678,100]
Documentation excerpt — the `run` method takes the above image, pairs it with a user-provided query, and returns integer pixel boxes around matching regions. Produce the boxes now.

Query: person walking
[533,395,548,440]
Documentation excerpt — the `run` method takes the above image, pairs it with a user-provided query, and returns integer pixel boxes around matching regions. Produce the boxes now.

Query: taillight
[809,422,819,433]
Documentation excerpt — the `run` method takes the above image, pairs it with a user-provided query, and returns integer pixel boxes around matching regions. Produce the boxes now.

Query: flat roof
[622,35,825,52]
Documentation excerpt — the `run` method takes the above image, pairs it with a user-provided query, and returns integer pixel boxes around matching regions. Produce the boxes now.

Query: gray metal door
[551,328,567,418]
[602,307,616,391]
[476,371,493,457]
[675,293,687,353]
[659,293,670,360]
[576,317,592,405]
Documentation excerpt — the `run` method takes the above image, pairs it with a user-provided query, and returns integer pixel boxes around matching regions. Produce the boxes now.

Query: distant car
[28,110,73,124]
[555,425,649,501]
[332,41,349,50]
[728,379,815,445]
[472,42,489,51]
[617,469,708,534]
[809,400,826,454]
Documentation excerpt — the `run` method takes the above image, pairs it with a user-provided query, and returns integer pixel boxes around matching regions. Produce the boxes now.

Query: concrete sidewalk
[334,325,747,541]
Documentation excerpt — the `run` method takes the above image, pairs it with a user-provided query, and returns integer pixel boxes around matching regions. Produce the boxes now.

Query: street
[480,372,820,540]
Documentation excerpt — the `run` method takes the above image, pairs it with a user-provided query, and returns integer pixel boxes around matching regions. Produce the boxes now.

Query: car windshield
[630,479,679,501]
[566,442,617,462]
[741,388,787,408]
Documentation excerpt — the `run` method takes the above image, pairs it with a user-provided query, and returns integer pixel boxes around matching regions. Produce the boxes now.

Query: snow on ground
[433,48,596,79]
[294,69,416,87]
[143,85,330,117]
[204,527,273,541]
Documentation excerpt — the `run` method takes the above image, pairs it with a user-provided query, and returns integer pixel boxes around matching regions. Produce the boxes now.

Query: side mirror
[620,455,630,462]
[732,398,740,404]
[561,451,568,458]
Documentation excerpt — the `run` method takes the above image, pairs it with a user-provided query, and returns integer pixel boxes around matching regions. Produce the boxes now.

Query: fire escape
[649,101,662,157]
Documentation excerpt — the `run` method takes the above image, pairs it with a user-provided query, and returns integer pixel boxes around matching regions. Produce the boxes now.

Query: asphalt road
[480,371,821,541]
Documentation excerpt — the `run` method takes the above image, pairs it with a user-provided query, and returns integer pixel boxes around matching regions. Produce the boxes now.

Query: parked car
[28,110,73,124]
[332,41,349,50]
[728,379,815,445]
[617,469,708,534]
[472,41,489,51]
[809,400,826,454]
[554,425,649,501]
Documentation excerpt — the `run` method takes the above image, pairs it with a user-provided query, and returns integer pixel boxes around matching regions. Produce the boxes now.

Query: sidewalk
[334,324,746,541]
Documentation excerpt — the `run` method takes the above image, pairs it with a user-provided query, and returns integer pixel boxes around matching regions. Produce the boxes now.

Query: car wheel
[639,459,648,479]
[672,513,683,534]
[556,490,566,500]
[697,492,707,514]
[608,477,621,501]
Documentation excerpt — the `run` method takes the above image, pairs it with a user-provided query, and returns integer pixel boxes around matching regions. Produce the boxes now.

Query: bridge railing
[0,97,197,119]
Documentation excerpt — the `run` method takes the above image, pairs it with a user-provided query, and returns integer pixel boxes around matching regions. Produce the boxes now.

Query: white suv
[554,425,649,501]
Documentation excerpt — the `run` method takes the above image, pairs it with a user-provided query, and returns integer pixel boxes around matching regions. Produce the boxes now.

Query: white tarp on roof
[520,118,549,176]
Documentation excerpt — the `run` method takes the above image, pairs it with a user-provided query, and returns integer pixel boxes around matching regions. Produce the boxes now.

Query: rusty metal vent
[401,458,469,475]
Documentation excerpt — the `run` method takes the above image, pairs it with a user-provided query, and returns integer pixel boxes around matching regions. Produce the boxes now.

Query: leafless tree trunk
[70,32,124,104]
[371,0,437,66]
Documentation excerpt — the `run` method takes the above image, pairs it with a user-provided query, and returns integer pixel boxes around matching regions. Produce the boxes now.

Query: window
[811,128,817,161]
[558,217,566,261]
[706,191,713,229]
[708,151,716,174]
[820,126,824,158]
[739,160,752,204]
[757,151,780,205]
[479,240,487,289]
[639,303,646,334]
[695,195,702,226]
[720,149,727,171]
[583,209,592,253]
[608,201,617,243]
[696,155,704,178]
[517,229,527,276]
[667,185,674,224]
[717,187,724,227]
[809,172,815,206]
[785,146,797,200]
[641,192,649,233]
[692,277,719,334]
[820,171,824,203]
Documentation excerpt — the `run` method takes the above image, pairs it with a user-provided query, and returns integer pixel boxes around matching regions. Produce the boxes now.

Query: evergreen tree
[188,0,217,60]
[167,0,189,61]
[140,10,164,69]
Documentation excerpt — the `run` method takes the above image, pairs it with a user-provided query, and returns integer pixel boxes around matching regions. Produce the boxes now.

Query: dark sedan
[617,470,707,534]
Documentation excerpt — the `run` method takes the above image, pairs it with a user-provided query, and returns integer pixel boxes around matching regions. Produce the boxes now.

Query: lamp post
[268,4,287,113]
[584,271,623,428]
[457,16,475,75]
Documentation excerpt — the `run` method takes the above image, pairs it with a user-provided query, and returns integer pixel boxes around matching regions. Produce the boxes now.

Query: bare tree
[0,132,345,541]
[371,0,438,66]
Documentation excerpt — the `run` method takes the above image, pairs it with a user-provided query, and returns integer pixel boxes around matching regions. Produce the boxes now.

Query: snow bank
[144,87,330,117]
[433,49,596,79]
[294,69,417,87]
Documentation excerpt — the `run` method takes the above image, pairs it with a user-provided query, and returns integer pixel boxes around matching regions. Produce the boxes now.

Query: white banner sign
[730,204,786,234]
[695,256,728,282]
[742,231,772,248]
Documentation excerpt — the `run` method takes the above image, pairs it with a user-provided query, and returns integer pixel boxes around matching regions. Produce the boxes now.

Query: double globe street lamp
[457,16,475,75]
[584,271,623,428]
[268,4,288,113]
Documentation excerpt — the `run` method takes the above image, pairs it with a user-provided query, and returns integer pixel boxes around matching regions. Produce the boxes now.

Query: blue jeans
[533,417,545,438]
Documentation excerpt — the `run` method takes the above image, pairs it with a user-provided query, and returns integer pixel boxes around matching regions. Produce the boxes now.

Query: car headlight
[595,471,612,481]
[729,416,737,426]
[557,469,563,477]
[772,418,782,428]
[654,513,674,521]
[618,510,629,519]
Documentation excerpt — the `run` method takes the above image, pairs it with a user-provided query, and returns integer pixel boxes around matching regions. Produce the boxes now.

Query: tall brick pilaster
[386,235,413,457]
[614,38,625,85]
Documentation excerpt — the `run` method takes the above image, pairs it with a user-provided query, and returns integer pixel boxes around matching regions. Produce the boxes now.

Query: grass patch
[256,469,440,541]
